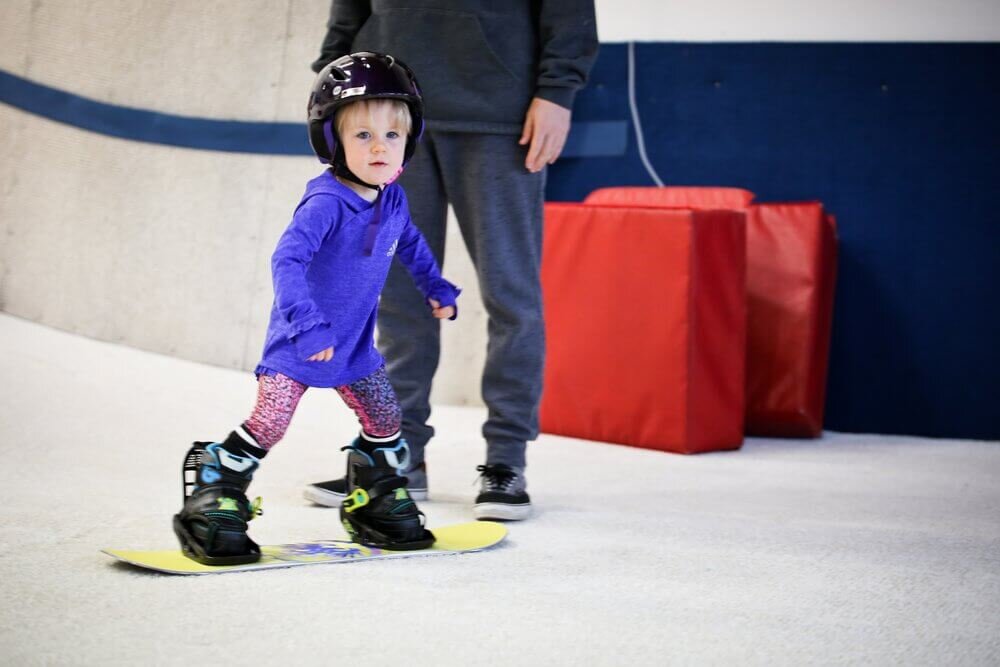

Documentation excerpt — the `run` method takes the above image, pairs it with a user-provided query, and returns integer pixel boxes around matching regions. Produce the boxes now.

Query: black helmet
[307,52,424,167]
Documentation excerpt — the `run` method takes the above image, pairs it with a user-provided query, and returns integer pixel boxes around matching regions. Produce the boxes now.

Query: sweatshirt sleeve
[311,0,372,72]
[394,215,461,320]
[271,196,339,359]
[534,0,600,110]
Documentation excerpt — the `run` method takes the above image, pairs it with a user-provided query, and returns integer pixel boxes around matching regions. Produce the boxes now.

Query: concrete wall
[2,0,998,408]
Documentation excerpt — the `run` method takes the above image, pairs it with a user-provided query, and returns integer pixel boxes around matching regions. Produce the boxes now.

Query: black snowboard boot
[339,437,435,550]
[172,431,265,565]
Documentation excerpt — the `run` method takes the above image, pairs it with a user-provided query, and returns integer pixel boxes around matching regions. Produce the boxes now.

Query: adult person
[304,0,598,520]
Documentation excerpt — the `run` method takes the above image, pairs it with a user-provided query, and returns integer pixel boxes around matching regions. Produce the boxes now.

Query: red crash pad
[745,203,838,437]
[583,187,838,438]
[586,186,754,211]
[539,203,746,454]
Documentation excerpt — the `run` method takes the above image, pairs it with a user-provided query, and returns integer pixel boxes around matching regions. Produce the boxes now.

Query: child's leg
[334,366,433,549]
[204,371,308,468]
[335,365,402,441]
[304,368,427,506]
[243,372,309,449]
[173,373,307,564]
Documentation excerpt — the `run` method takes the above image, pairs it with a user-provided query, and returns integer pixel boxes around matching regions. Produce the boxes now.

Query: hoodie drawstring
[364,186,384,256]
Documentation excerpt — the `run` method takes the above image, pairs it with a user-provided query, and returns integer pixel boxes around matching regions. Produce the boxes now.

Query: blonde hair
[334,98,412,138]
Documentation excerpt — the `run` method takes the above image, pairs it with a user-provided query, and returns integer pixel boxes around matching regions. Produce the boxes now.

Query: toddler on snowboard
[173,52,459,565]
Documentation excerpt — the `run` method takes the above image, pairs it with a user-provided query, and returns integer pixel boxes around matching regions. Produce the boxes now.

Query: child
[173,52,460,565]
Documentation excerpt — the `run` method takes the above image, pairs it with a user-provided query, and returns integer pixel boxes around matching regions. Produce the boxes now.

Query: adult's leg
[376,131,449,467]
[434,133,546,469]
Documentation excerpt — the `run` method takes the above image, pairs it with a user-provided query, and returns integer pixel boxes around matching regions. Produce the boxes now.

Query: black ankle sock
[221,429,267,460]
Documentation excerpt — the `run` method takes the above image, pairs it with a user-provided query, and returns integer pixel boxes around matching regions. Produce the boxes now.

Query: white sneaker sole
[303,485,428,506]
[473,502,533,521]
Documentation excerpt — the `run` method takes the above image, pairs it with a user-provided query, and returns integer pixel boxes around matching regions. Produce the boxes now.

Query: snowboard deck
[104,521,507,575]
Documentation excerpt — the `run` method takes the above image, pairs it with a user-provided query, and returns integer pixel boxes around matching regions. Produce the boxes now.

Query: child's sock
[218,426,268,464]
[357,429,401,450]
[353,430,406,468]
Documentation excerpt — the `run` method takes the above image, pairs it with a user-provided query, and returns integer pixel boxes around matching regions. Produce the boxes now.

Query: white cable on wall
[627,41,665,186]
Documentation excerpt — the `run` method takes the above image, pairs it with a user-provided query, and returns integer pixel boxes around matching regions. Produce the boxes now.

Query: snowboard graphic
[104,521,507,575]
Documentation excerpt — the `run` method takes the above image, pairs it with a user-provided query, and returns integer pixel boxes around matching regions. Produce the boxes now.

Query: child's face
[338,101,408,187]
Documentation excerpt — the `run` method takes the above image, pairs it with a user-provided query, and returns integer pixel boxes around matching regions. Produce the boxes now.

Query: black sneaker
[304,462,428,506]
[473,464,532,521]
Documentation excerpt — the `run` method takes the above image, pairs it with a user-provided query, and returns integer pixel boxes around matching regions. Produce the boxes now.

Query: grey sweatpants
[377,130,546,469]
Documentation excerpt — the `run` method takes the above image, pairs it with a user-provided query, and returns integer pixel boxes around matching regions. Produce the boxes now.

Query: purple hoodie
[254,170,460,387]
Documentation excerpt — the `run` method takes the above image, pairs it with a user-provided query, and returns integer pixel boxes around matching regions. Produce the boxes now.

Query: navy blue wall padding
[549,42,999,440]
[560,120,628,157]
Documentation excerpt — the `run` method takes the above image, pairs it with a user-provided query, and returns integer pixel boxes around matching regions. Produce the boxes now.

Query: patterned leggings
[243,366,402,450]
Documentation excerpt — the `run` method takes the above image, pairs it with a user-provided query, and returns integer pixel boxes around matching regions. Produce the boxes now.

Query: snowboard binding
[173,441,263,565]
[339,437,435,551]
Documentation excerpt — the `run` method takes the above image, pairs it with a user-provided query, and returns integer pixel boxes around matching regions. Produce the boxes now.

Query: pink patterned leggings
[243,366,402,450]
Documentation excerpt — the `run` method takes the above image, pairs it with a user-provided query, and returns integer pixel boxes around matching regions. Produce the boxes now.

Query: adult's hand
[519,97,571,173]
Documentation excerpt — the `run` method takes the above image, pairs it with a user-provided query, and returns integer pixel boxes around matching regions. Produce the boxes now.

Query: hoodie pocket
[352,9,533,125]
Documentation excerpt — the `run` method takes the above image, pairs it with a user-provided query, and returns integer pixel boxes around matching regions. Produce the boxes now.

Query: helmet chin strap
[333,163,382,193]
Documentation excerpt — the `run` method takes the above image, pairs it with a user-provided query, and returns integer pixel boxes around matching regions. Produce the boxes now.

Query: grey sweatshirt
[312,0,599,134]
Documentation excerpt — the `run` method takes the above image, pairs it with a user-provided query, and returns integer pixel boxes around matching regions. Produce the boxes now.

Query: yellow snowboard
[104,521,507,575]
